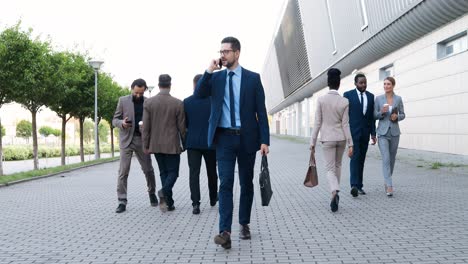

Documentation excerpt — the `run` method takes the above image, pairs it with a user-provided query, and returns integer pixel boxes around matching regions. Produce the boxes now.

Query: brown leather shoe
[158,190,167,212]
[240,224,251,240]
[214,231,231,249]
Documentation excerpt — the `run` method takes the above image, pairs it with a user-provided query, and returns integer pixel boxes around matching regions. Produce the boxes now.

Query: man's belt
[217,127,241,135]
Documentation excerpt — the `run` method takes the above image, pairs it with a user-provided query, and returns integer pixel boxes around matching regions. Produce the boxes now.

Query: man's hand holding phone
[207,59,223,73]
[122,117,132,129]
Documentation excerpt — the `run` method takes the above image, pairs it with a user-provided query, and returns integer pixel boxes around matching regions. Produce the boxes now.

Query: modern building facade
[262,0,468,155]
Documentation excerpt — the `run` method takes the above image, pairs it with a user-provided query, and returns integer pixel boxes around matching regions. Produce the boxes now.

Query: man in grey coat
[142,74,186,212]
[112,78,157,213]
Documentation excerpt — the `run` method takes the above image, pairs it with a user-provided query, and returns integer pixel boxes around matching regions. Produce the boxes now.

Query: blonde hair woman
[374,77,405,196]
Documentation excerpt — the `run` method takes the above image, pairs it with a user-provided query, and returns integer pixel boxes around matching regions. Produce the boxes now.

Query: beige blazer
[142,89,186,154]
[310,90,353,147]
[112,95,140,149]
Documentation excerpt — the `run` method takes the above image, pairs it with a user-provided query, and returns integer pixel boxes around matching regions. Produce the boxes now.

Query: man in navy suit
[195,36,270,250]
[184,74,218,215]
[343,73,376,197]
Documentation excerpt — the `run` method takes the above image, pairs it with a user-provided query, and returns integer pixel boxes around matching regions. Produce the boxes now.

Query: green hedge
[2,144,120,161]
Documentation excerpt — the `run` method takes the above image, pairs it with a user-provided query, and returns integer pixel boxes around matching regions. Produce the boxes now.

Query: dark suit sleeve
[142,100,151,149]
[194,71,213,98]
[255,74,270,146]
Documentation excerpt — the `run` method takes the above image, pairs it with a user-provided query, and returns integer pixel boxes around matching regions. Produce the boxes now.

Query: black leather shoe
[358,189,366,195]
[158,190,167,212]
[192,204,200,214]
[330,194,339,212]
[115,204,126,213]
[351,187,358,197]
[214,231,231,249]
[240,224,251,240]
[210,197,218,207]
[149,193,158,206]
[167,205,175,211]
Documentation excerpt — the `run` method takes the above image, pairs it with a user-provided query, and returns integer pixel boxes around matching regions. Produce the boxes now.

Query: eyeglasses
[219,49,235,56]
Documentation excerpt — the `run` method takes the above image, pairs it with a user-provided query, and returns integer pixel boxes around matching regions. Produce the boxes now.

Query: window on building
[325,0,337,54]
[359,0,369,30]
[379,64,394,80]
[437,31,467,60]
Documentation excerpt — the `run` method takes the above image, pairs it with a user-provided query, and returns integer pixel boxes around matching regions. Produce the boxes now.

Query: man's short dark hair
[354,73,366,83]
[131,78,148,90]
[158,74,172,88]
[221,36,241,51]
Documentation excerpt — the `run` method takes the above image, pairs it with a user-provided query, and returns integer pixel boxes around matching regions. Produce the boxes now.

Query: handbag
[259,155,273,206]
[304,151,318,187]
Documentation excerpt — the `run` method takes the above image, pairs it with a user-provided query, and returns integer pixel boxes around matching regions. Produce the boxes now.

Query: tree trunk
[31,110,39,170]
[110,125,114,158]
[79,117,84,162]
[0,117,4,176]
[60,115,67,166]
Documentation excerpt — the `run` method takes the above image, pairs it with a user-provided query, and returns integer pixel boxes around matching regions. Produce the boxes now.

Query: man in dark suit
[343,73,376,197]
[195,36,270,250]
[142,74,186,212]
[184,74,218,215]
[112,78,157,213]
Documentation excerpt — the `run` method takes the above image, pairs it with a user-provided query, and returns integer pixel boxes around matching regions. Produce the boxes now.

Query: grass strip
[0,157,119,185]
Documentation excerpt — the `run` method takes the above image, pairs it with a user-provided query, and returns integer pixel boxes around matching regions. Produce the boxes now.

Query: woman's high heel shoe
[386,186,393,197]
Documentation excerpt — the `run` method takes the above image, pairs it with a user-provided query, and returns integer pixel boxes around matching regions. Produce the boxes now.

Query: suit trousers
[216,131,256,233]
[321,140,346,192]
[350,136,369,189]
[117,135,156,204]
[378,129,400,187]
[154,153,180,207]
[187,149,218,206]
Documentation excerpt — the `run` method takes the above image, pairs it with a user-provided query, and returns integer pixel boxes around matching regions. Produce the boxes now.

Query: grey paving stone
[0,137,467,264]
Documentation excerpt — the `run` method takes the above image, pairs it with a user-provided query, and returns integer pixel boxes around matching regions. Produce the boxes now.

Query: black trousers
[154,153,180,207]
[187,149,218,206]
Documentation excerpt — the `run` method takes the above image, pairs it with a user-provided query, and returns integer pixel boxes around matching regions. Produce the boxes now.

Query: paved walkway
[0,137,467,264]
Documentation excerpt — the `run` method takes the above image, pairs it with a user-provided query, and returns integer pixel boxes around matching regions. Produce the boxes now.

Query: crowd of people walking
[111,36,405,250]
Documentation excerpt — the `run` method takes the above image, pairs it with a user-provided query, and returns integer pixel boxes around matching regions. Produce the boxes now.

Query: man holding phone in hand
[195,37,270,249]
[112,78,157,213]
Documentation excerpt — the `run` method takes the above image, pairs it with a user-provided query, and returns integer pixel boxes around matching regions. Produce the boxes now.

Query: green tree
[39,126,61,137]
[83,120,94,144]
[48,51,94,165]
[0,23,16,175]
[1,125,5,137]
[1,24,55,170]
[16,120,32,139]
[98,120,109,144]
[98,73,129,157]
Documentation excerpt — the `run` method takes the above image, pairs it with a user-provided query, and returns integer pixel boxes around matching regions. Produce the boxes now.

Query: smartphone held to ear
[218,59,223,68]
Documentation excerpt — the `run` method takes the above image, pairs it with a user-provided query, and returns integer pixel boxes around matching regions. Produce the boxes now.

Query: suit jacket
[194,67,269,153]
[374,94,405,136]
[183,95,213,150]
[142,90,186,154]
[112,95,142,149]
[343,89,376,140]
[310,90,353,147]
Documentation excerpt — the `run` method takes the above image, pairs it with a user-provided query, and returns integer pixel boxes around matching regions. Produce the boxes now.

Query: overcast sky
[0,0,286,99]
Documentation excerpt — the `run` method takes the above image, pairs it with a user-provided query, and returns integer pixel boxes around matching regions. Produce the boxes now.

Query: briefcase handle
[309,151,316,167]
[261,155,268,170]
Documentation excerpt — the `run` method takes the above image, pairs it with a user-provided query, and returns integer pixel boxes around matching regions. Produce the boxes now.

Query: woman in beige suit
[310,68,353,212]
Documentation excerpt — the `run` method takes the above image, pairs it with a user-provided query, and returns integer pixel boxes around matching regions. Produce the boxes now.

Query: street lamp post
[148,86,155,97]
[89,60,104,160]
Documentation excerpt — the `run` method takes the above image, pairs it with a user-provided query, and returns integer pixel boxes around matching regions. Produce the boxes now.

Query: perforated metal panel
[274,0,311,97]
